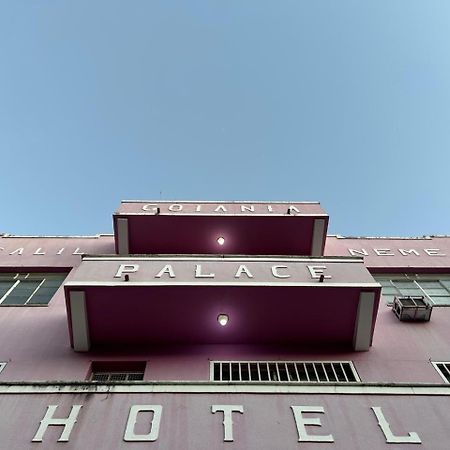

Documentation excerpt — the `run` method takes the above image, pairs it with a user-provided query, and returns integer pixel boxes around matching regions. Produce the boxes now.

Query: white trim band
[1,383,450,395]
[64,281,381,288]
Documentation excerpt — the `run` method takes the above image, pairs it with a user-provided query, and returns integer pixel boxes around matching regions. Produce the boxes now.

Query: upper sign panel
[114,201,329,256]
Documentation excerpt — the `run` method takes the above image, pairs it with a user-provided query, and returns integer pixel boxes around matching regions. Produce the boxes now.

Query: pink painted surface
[0,392,450,449]
[0,281,449,383]
[0,237,448,383]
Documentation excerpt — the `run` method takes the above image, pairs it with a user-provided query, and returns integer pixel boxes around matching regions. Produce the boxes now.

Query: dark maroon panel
[126,216,321,255]
[81,285,368,348]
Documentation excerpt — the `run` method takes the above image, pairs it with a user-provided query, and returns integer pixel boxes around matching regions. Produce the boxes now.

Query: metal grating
[433,362,450,383]
[210,361,360,382]
[91,371,144,382]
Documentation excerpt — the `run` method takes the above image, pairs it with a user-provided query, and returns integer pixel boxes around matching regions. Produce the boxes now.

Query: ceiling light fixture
[217,237,225,246]
[217,314,229,326]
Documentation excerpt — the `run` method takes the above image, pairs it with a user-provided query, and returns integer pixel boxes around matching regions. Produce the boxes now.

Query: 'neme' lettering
[348,248,446,257]
[31,403,422,444]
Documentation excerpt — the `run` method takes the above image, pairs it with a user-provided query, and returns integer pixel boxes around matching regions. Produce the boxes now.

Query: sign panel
[0,387,449,449]
[116,201,327,216]
[66,256,377,286]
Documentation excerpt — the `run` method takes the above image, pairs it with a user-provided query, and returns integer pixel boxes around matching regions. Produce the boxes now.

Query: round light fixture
[217,313,229,326]
[217,236,225,246]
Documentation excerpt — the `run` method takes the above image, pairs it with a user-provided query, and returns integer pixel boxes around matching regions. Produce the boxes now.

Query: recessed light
[217,237,225,246]
[217,314,229,326]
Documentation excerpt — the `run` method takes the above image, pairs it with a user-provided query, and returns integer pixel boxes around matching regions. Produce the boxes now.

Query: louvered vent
[211,361,359,382]
[91,372,144,382]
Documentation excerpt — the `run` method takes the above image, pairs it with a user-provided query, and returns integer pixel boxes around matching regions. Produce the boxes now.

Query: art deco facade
[1,201,450,449]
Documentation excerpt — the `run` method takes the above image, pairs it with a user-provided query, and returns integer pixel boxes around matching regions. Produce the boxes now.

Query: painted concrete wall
[0,389,449,449]
[0,235,449,383]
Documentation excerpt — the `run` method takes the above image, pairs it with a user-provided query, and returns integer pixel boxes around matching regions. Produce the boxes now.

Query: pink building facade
[1,201,450,449]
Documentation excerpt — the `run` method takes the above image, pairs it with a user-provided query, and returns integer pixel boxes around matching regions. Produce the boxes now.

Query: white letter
[195,205,202,212]
[72,248,84,255]
[214,205,228,212]
[168,204,183,212]
[288,205,301,213]
[211,405,244,442]
[374,248,395,256]
[33,248,46,255]
[142,203,158,212]
[291,406,334,442]
[9,248,24,255]
[195,264,215,278]
[114,264,140,278]
[155,264,175,278]
[271,265,291,278]
[267,205,274,212]
[372,407,421,444]
[124,405,162,442]
[398,249,420,256]
[307,266,331,279]
[32,405,82,442]
[240,205,254,212]
[234,265,253,278]
[56,248,65,255]
[424,248,446,256]
[348,248,368,257]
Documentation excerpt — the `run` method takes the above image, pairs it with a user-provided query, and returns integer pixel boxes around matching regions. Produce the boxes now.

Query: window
[0,362,6,374]
[374,275,450,306]
[0,273,67,306]
[89,361,146,382]
[210,361,360,383]
[432,362,450,383]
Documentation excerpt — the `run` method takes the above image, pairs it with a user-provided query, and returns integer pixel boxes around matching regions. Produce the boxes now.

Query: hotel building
[1,201,450,449]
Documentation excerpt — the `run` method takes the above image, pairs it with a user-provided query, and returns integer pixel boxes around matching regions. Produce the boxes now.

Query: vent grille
[91,372,144,382]
[211,361,359,382]
[433,362,450,383]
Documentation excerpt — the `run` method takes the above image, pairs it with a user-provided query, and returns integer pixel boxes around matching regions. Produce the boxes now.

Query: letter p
[114,264,140,278]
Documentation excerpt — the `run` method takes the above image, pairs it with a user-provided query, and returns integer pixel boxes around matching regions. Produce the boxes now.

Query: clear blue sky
[1,1,449,237]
